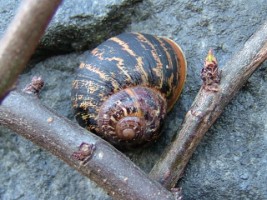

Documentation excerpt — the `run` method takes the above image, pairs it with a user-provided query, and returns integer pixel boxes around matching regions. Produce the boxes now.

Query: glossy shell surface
[71,32,187,147]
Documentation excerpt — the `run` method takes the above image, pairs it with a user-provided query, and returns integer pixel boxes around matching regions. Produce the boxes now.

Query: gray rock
[0,0,20,36]
[0,0,141,54]
[1,0,267,200]
[39,0,142,54]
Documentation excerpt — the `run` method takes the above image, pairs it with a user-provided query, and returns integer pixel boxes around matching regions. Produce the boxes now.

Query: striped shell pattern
[71,32,187,148]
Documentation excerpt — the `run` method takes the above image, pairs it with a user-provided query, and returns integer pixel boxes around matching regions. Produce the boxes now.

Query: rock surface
[1,0,267,199]
[0,0,19,37]
[39,0,142,54]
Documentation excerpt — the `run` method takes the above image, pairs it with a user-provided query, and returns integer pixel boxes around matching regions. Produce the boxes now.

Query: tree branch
[149,21,267,189]
[0,91,176,200]
[0,0,62,101]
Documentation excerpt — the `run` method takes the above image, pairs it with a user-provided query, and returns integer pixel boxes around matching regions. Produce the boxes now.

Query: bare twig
[149,21,267,189]
[0,0,62,101]
[0,91,176,200]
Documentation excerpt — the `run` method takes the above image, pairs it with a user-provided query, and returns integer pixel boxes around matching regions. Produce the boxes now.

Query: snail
[71,32,187,149]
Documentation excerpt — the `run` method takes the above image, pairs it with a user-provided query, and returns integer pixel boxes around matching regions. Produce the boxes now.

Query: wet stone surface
[0,0,267,199]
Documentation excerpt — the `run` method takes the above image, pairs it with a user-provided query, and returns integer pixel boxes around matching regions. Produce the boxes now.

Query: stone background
[0,0,267,199]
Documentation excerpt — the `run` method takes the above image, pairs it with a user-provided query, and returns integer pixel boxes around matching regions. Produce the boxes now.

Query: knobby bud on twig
[23,76,44,96]
[72,142,96,165]
[201,50,221,91]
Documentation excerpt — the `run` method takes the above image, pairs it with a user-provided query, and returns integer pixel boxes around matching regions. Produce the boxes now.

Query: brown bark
[0,91,175,200]
[0,0,62,101]
[149,21,267,189]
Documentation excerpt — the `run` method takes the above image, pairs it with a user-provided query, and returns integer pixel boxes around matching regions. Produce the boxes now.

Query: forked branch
[149,21,267,189]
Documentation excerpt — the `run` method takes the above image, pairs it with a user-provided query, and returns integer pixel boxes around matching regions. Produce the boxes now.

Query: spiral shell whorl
[71,32,187,148]
[97,86,167,147]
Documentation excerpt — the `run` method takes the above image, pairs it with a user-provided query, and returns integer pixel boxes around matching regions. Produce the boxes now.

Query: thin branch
[0,0,62,101]
[0,91,175,200]
[149,21,267,189]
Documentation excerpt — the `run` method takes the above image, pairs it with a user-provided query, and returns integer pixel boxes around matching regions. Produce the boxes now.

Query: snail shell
[71,32,187,148]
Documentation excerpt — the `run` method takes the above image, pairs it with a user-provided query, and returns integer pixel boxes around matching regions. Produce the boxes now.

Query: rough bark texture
[0,91,175,200]
[149,21,267,189]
